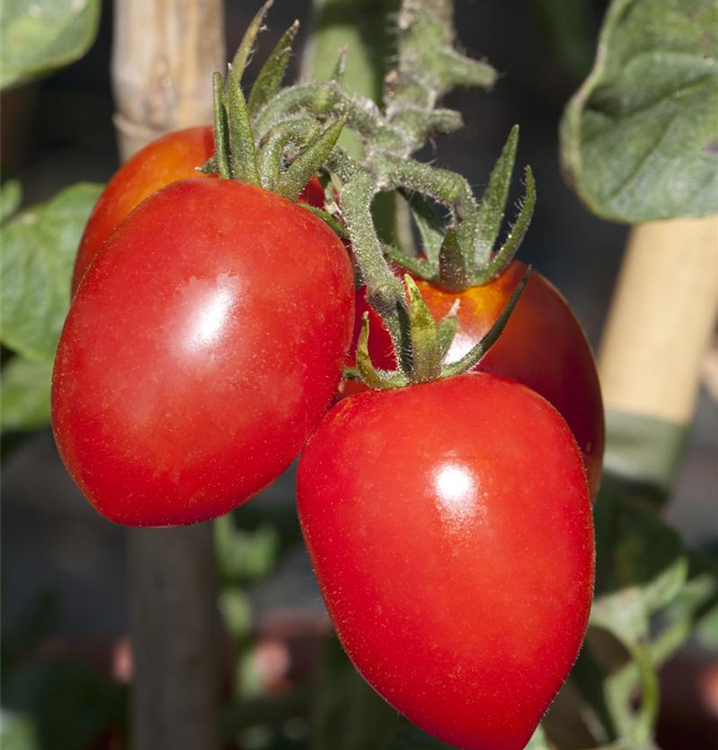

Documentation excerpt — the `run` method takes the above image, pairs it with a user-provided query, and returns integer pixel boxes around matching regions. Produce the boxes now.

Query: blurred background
[2,1,716,748]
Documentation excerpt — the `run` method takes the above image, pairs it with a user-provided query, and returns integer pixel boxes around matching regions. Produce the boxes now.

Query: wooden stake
[111,2,225,749]
[598,215,718,495]
[599,215,718,425]
[112,0,225,161]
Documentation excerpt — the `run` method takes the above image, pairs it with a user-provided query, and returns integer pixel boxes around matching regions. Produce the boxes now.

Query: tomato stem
[275,118,346,201]
[257,119,321,191]
[200,0,537,390]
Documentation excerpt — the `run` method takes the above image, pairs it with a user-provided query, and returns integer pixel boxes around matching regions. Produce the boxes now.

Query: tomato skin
[298,374,594,750]
[348,261,604,499]
[72,126,216,293]
[53,179,354,527]
[72,125,326,293]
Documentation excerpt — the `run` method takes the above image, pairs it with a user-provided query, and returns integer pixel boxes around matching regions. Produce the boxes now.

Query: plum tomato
[298,373,595,750]
[72,125,326,293]
[347,261,604,499]
[72,126,216,293]
[53,179,354,527]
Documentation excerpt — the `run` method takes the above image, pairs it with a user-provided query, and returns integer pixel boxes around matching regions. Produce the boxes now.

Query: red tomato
[298,374,594,750]
[53,179,354,526]
[72,126,215,293]
[347,261,604,499]
[72,125,326,293]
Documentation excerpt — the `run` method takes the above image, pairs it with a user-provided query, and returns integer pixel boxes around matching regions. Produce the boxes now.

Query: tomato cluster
[52,124,597,749]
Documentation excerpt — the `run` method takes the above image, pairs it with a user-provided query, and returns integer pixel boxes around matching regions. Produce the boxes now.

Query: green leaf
[560,0,718,222]
[1,179,22,224]
[1,357,53,431]
[591,491,688,643]
[0,710,38,750]
[657,549,718,656]
[572,490,691,744]
[0,182,103,360]
[1,0,102,90]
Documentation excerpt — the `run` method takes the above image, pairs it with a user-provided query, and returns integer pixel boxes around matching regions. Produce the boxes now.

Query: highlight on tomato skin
[297,373,595,750]
[53,178,355,527]
[71,124,328,294]
[345,260,605,499]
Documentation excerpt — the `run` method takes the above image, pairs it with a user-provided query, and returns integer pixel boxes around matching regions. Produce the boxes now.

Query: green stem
[257,118,321,190]
[340,171,408,362]
[385,156,480,264]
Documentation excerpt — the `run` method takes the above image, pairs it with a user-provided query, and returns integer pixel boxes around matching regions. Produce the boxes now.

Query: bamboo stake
[111,2,225,749]
[598,215,718,491]
[112,0,225,161]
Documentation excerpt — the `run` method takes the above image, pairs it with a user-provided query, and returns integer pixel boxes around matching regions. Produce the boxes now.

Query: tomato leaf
[1,0,101,90]
[570,489,693,745]
[0,182,103,360]
[560,0,718,222]
[591,491,688,642]
[1,356,53,432]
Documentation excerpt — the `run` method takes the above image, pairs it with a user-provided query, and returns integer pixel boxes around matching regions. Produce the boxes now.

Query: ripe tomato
[53,179,354,526]
[72,125,326,293]
[347,261,604,499]
[72,126,215,293]
[298,374,594,750]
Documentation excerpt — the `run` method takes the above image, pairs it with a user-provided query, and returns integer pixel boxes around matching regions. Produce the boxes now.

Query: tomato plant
[72,125,326,293]
[298,373,595,750]
[52,178,354,526]
[349,261,604,498]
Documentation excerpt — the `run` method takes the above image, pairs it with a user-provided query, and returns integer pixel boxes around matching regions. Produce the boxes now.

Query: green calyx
[356,267,532,389]
[389,125,537,292]
[201,2,346,203]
